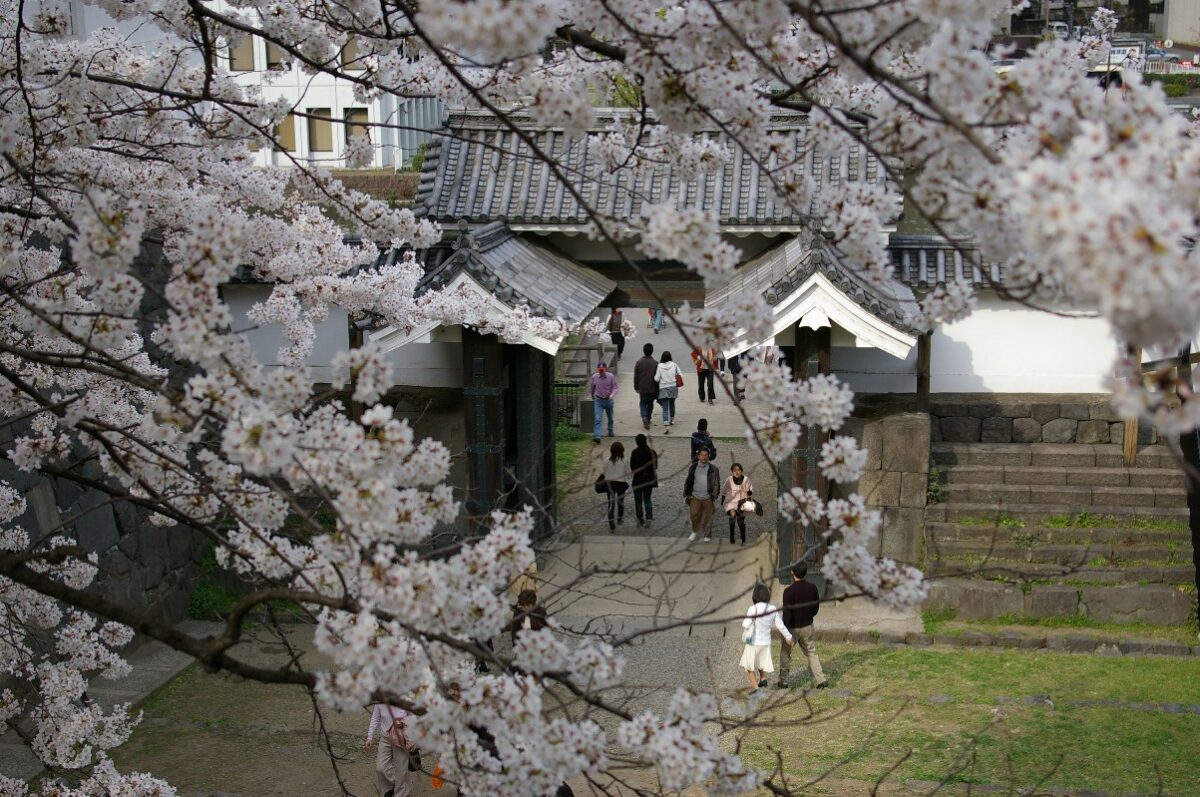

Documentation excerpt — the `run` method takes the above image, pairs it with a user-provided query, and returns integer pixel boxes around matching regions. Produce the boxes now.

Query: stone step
[928,538,1177,565]
[923,578,1194,625]
[925,521,1188,546]
[932,442,1177,469]
[936,464,1185,489]
[925,501,1189,524]
[926,558,1195,585]
[938,482,1186,509]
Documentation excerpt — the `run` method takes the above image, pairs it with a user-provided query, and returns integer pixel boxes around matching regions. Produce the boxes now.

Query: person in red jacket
[690,346,721,404]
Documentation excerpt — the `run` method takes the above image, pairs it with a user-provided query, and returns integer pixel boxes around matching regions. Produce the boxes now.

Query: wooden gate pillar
[462,330,506,529]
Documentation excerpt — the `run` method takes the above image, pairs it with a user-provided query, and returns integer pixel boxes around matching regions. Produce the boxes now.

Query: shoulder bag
[594,474,608,494]
[674,365,684,388]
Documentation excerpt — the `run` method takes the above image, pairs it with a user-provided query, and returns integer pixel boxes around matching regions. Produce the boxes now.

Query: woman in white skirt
[740,582,794,693]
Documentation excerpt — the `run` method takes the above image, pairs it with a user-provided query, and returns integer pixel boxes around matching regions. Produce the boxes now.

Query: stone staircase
[923,442,1196,626]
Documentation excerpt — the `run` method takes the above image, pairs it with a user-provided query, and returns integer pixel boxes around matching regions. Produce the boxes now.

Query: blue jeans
[652,309,664,332]
[593,397,614,439]
[659,397,676,425]
[639,393,656,423]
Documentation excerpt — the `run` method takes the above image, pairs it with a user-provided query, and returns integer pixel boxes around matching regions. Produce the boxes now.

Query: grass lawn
[741,644,1200,794]
[555,425,594,502]
[922,608,1200,647]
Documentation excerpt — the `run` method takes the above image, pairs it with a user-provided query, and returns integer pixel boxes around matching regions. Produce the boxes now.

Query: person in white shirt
[364,702,415,797]
[653,351,683,432]
[740,583,794,693]
[600,441,633,531]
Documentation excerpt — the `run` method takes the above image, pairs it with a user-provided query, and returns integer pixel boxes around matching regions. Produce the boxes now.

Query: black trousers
[606,483,627,529]
[728,510,747,542]
[698,369,715,401]
[610,332,625,358]
[633,485,654,522]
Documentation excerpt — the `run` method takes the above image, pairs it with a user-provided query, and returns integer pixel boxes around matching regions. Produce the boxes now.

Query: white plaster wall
[223,285,463,388]
[1164,0,1200,44]
[830,294,1118,394]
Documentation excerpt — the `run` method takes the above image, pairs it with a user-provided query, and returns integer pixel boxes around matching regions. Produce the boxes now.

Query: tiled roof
[708,236,920,334]
[889,235,1009,288]
[420,222,615,324]
[414,111,888,228]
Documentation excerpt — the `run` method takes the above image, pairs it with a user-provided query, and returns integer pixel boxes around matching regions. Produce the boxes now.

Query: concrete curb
[815,627,1200,658]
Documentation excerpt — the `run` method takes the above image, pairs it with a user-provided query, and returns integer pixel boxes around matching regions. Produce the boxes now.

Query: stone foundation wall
[925,394,1160,445]
[841,412,930,565]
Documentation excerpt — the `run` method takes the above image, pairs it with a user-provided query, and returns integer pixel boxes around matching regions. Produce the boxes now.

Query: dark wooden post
[347,316,365,421]
[778,325,831,584]
[915,331,932,413]
[462,330,506,529]
[512,346,556,543]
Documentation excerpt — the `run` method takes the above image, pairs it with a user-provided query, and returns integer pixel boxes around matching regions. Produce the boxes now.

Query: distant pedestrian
[728,354,744,403]
[607,307,625,360]
[587,361,619,444]
[690,345,721,404]
[778,562,828,689]
[690,418,717,461]
[683,447,720,542]
[509,588,548,644]
[633,342,659,431]
[630,433,659,528]
[654,351,683,433]
[601,441,632,531]
[365,703,416,797]
[652,307,664,333]
[740,583,794,694]
[721,462,755,545]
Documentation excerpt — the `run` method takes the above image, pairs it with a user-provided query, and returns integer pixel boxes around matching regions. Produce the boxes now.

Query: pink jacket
[722,475,753,513]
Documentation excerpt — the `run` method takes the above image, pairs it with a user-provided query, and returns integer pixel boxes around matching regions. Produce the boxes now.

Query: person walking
[509,588,548,644]
[690,345,720,404]
[653,351,683,433]
[633,342,659,431]
[587,361,618,444]
[728,353,744,403]
[606,307,625,361]
[740,583,794,693]
[690,418,717,461]
[601,441,632,531]
[630,433,658,528]
[778,562,828,689]
[652,307,665,334]
[364,703,416,797]
[683,447,720,542]
[721,462,754,545]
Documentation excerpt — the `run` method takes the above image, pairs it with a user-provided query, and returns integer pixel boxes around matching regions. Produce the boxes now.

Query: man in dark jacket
[683,447,720,542]
[509,588,549,644]
[778,562,827,688]
[690,418,717,461]
[629,433,658,528]
[633,342,658,431]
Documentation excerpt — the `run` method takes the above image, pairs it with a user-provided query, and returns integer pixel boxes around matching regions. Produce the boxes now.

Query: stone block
[995,400,1032,418]
[879,413,931,474]
[1031,402,1061,424]
[1080,585,1194,625]
[862,420,882,471]
[878,507,924,564]
[1109,422,1123,444]
[1064,636,1100,653]
[26,481,61,536]
[76,501,120,555]
[941,416,981,443]
[1025,585,1080,618]
[980,417,1013,443]
[967,402,1002,419]
[859,470,901,506]
[930,401,966,418]
[900,472,927,509]
[1012,417,1042,443]
[1041,418,1077,443]
[905,632,933,646]
[1075,420,1109,445]
[1059,402,1091,420]
[923,578,1024,620]
[1089,402,1121,422]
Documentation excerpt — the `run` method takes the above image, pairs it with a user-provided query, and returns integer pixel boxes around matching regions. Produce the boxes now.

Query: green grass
[922,608,1198,646]
[954,513,1025,529]
[742,644,1200,794]
[555,424,593,502]
[1044,512,1187,532]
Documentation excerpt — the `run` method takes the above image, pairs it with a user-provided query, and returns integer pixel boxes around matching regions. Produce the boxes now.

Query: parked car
[1044,22,1070,40]
[1144,45,1181,64]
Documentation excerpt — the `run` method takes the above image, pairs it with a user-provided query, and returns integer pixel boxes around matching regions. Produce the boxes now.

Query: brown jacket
[633,355,659,395]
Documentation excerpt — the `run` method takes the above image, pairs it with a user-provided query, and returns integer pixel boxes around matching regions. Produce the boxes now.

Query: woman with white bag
[721,462,756,545]
[740,583,793,694]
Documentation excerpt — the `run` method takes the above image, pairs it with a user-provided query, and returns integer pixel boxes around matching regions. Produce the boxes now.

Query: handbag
[594,475,608,494]
[742,625,754,645]
[386,713,421,770]
[674,365,684,388]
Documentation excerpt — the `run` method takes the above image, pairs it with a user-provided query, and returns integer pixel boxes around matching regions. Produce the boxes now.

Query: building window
[307,109,333,152]
[275,113,297,152]
[228,35,255,72]
[344,108,370,144]
[341,36,361,69]
[265,42,288,70]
